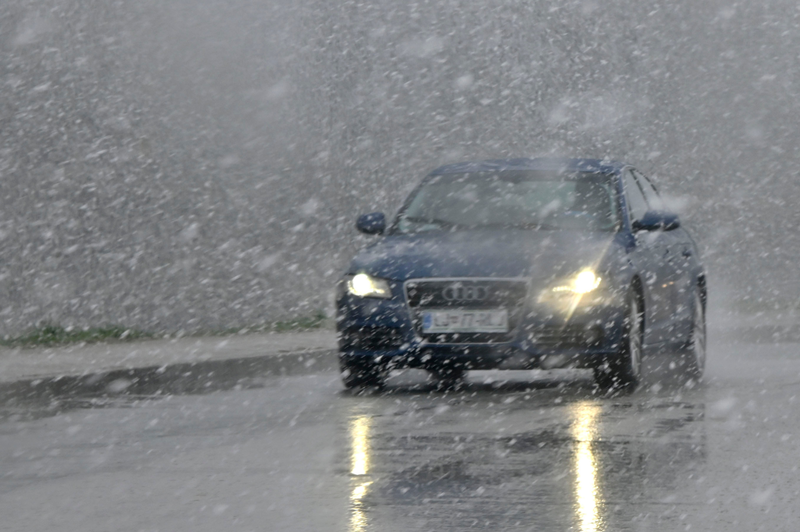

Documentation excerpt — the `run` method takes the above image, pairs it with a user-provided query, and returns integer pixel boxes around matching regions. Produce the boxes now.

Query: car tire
[594,287,643,392]
[679,290,706,381]
[340,357,386,390]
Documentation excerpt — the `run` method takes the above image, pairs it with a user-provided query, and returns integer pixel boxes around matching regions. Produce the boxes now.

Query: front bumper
[336,288,627,371]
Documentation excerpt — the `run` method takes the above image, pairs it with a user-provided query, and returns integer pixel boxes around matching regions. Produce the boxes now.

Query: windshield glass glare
[394,171,619,233]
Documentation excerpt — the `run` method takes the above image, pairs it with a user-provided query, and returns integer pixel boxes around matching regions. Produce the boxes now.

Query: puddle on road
[0,356,710,531]
[340,369,708,532]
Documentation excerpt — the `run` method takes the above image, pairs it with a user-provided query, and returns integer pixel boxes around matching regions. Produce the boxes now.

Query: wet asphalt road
[1,341,799,532]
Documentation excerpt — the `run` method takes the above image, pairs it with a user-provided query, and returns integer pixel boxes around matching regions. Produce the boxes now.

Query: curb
[0,349,338,406]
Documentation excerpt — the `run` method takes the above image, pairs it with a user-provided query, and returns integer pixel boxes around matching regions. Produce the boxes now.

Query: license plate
[421,309,509,333]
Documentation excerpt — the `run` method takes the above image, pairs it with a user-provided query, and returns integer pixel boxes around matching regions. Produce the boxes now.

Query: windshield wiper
[519,222,558,230]
[402,217,557,231]
[402,216,461,229]
[481,222,558,230]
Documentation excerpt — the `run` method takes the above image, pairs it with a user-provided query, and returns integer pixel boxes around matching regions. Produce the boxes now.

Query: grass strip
[1,324,153,348]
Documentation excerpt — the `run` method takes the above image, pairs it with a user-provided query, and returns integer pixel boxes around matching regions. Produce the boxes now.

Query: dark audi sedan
[336,158,706,391]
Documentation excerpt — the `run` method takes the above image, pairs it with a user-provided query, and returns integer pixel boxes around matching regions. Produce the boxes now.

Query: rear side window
[623,170,649,222]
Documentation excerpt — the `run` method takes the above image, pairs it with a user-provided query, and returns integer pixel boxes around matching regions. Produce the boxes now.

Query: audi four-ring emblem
[442,284,489,301]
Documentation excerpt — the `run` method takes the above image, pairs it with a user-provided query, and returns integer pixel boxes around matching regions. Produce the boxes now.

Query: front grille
[339,327,405,351]
[405,279,528,344]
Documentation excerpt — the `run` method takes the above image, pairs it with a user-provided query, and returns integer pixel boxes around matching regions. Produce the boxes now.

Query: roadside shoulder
[0,330,338,385]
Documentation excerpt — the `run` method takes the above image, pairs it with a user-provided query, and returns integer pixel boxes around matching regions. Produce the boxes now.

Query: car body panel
[351,229,618,282]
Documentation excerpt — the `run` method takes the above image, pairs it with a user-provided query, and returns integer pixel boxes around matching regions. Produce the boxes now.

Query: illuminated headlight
[551,270,602,295]
[538,269,603,305]
[346,273,391,299]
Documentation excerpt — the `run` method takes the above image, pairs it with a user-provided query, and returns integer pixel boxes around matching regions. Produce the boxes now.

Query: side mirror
[633,210,681,232]
[356,212,386,235]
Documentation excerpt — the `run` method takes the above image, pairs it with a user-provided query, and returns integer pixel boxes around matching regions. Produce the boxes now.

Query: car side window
[623,170,649,222]
[632,170,666,211]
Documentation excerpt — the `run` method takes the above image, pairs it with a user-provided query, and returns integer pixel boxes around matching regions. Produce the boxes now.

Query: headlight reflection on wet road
[349,415,372,532]
[351,415,371,476]
[571,401,605,532]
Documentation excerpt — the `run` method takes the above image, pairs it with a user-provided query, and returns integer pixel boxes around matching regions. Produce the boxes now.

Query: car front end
[336,263,630,377]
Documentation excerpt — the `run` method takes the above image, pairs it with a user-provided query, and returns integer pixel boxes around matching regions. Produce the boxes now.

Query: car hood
[349,229,624,282]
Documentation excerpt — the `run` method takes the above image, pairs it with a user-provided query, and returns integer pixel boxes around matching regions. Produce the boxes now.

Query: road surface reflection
[571,401,604,532]
[341,375,706,531]
[349,414,372,532]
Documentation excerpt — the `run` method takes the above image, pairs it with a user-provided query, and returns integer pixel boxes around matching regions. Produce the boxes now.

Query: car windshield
[393,171,619,234]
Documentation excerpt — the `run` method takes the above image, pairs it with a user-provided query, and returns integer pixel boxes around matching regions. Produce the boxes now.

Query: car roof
[427,157,627,176]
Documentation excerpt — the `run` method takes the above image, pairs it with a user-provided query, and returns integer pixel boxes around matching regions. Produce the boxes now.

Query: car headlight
[551,270,602,295]
[346,273,392,299]
[537,269,602,306]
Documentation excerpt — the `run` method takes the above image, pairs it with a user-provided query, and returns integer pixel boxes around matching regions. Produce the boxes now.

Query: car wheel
[679,291,706,380]
[340,357,386,390]
[594,287,643,392]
